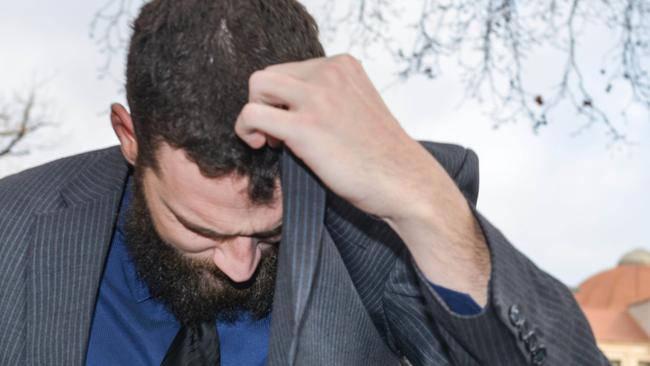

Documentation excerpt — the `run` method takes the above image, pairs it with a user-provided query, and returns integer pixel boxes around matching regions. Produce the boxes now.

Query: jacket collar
[267,149,327,364]
[58,146,131,208]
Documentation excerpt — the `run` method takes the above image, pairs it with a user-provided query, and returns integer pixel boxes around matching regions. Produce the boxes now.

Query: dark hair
[126,0,325,204]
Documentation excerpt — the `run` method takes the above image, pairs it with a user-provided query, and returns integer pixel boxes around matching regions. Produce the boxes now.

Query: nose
[211,236,262,283]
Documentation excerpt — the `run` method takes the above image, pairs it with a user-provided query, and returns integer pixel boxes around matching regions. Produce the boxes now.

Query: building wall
[630,301,650,337]
[599,341,650,366]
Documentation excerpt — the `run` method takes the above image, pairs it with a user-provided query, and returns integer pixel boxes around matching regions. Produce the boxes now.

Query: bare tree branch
[0,90,55,158]
[90,0,650,142]
[90,0,136,81]
[320,0,650,142]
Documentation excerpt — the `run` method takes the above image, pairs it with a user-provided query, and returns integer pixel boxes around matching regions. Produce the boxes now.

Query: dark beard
[123,175,278,326]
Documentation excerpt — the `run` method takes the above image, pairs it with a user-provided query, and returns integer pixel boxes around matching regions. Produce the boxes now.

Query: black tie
[161,321,220,366]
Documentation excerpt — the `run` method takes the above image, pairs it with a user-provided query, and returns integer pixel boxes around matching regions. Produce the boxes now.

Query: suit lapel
[267,150,402,365]
[26,147,129,365]
[268,149,327,365]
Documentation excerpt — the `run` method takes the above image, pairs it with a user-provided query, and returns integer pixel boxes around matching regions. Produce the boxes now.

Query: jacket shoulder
[418,140,479,205]
[0,146,121,216]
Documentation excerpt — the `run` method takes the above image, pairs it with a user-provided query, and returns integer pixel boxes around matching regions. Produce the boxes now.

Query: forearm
[381,144,607,365]
[384,152,491,306]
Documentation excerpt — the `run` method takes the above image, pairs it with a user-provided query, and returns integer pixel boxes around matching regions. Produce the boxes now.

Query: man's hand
[235,55,490,306]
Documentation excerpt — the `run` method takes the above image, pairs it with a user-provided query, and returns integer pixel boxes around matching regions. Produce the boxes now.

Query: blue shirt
[85,177,480,365]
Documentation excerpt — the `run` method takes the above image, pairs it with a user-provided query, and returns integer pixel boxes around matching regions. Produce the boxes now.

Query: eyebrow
[167,203,282,241]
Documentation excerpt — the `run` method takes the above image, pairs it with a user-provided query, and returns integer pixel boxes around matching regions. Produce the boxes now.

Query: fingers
[241,59,326,150]
[235,103,297,149]
[263,57,327,81]
[240,56,356,150]
[248,70,308,109]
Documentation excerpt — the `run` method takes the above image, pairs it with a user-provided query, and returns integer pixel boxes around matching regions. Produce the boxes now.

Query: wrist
[382,160,491,305]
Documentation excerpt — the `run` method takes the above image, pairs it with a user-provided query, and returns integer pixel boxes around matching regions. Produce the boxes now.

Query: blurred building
[575,249,650,366]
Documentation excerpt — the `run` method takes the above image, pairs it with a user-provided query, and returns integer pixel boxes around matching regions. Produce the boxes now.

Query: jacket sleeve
[387,145,609,366]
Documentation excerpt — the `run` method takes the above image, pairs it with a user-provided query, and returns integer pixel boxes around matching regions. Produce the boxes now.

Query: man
[0,0,608,365]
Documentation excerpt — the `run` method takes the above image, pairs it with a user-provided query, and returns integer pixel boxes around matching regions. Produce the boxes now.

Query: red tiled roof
[581,307,650,342]
[576,265,650,309]
[575,262,650,342]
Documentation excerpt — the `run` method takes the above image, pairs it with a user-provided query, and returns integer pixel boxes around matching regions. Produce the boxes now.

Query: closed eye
[259,235,282,245]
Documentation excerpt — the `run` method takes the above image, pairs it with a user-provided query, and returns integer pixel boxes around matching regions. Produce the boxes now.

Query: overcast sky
[1,0,648,287]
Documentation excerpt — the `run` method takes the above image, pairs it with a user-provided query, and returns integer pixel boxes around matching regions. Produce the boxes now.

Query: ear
[110,103,138,165]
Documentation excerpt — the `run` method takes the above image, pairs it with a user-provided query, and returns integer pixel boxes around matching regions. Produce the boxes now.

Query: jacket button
[531,345,547,365]
[520,328,535,342]
[509,305,523,326]
[524,331,540,352]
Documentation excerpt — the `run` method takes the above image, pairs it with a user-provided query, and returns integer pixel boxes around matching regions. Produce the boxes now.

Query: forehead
[146,143,282,233]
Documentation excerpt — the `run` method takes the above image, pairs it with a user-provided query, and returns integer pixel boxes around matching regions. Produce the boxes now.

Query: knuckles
[248,70,269,96]
[320,53,363,87]
[322,62,346,85]
[334,54,360,68]
[239,102,261,123]
[332,54,362,74]
[244,54,364,124]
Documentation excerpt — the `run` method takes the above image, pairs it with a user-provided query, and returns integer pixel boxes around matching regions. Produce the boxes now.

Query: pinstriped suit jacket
[0,142,608,365]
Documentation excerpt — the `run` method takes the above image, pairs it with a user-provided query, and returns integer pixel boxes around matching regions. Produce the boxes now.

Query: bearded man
[0,0,607,365]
